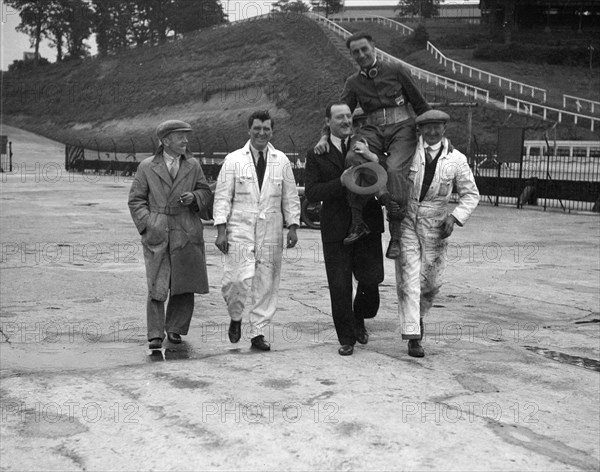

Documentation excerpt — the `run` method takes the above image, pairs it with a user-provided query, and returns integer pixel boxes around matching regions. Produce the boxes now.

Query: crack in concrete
[289,295,331,317]
[0,327,12,344]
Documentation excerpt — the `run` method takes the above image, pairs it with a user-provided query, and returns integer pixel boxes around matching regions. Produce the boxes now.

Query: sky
[0,0,400,70]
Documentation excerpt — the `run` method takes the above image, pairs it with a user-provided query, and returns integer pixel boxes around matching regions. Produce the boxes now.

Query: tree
[310,0,343,18]
[61,0,94,59]
[396,0,440,19]
[6,0,55,66]
[170,0,227,36]
[273,0,310,14]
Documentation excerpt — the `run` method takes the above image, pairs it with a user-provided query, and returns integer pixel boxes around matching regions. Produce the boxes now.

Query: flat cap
[156,120,192,140]
[415,110,451,126]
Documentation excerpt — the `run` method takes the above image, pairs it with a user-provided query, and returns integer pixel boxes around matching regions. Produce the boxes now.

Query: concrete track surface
[1,125,599,471]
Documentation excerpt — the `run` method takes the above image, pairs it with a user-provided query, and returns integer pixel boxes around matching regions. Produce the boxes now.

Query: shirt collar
[249,144,268,161]
[330,134,346,153]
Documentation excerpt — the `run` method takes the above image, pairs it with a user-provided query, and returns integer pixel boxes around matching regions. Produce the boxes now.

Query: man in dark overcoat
[128,120,213,349]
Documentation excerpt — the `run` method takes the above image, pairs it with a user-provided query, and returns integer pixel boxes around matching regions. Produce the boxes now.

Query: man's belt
[367,106,411,126]
[149,205,187,215]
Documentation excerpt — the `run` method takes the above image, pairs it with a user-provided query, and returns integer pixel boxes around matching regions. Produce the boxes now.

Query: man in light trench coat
[129,120,213,350]
[213,110,301,351]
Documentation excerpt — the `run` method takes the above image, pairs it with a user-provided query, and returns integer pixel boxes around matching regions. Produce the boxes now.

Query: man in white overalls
[396,110,480,357]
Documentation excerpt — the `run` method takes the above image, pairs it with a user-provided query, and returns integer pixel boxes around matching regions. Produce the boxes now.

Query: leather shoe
[149,338,162,349]
[251,335,271,351]
[338,344,354,356]
[356,327,369,345]
[385,239,401,259]
[228,320,241,343]
[167,332,181,344]
[343,222,371,245]
[408,339,425,358]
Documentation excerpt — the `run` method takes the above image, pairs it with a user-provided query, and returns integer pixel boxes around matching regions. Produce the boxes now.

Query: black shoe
[408,339,425,358]
[385,239,401,259]
[338,344,354,356]
[167,332,181,344]
[343,222,371,245]
[251,335,271,351]
[356,327,369,345]
[149,338,162,349]
[228,320,241,343]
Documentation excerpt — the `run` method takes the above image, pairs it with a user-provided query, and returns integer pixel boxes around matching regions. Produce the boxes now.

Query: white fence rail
[308,13,490,103]
[504,97,599,132]
[427,42,547,102]
[563,94,600,115]
[330,15,414,36]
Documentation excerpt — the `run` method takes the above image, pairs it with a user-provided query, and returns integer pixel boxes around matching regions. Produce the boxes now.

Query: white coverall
[396,136,479,339]
[213,141,301,338]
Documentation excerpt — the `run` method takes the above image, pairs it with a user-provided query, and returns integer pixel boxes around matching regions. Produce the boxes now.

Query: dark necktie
[256,151,266,189]
[341,139,348,157]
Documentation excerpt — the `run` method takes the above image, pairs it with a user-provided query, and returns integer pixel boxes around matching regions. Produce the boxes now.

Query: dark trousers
[323,232,384,345]
[355,120,418,239]
[147,293,194,341]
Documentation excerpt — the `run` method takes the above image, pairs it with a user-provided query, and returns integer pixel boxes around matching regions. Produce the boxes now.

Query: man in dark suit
[305,102,385,356]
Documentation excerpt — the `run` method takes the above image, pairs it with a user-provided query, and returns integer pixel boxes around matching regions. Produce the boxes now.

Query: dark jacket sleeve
[397,65,431,116]
[341,75,359,113]
[304,149,345,203]
[191,161,214,220]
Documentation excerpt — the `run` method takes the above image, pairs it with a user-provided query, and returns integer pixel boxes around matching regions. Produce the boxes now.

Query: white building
[332,0,481,21]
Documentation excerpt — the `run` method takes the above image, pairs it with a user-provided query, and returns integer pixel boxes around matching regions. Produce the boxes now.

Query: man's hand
[178,192,194,206]
[352,139,378,162]
[314,135,330,155]
[340,167,353,187]
[215,224,228,254]
[441,215,457,239]
[286,225,298,248]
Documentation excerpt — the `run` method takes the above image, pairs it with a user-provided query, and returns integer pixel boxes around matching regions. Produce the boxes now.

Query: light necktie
[256,151,266,189]
[169,158,179,180]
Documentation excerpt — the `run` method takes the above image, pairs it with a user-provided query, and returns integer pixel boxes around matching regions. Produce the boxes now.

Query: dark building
[480,0,600,30]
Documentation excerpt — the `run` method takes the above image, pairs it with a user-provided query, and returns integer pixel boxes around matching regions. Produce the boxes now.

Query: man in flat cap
[397,109,479,357]
[128,120,213,350]
[213,110,300,352]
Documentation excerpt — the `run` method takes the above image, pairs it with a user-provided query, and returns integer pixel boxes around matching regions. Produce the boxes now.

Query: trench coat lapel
[170,156,193,198]
[150,152,172,187]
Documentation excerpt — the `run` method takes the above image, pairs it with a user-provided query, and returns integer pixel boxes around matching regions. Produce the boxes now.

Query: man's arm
[396,65,431,116]
[213,156,236,253]
[128,163,150,234]
[441,151,479,239]
[189,162,214,220]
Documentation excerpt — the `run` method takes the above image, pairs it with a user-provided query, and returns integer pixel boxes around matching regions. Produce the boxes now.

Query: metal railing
[504,97,600,132]
[330,14,414,36]
[426,42,547,102]
[563,94,600,115]
[473,151,600,212]
[308,13,490,103]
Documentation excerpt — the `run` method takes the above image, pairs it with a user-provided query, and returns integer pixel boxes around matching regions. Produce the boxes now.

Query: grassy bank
[2,15,598,158]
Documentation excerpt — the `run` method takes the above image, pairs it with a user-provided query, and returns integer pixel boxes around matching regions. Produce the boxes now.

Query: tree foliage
[396,0,440,19]
[8,0,227,62]
[310,0,344,18]
[272,0,310,14]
